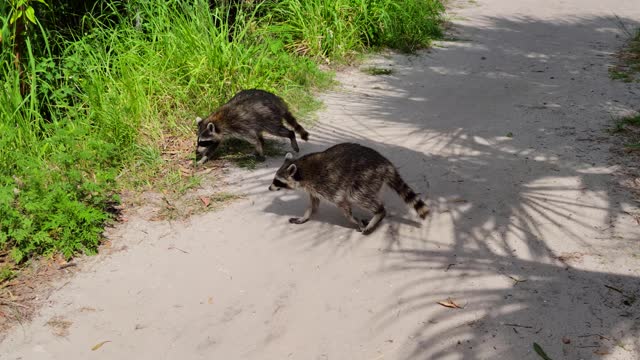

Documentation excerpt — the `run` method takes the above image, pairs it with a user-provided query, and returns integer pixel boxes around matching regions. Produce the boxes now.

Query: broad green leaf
[25,6,36,24]
[10,10,22,25]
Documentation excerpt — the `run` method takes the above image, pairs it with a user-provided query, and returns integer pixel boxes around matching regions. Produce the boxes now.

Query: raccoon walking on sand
[196,89,309,164]
[268,143,429,235]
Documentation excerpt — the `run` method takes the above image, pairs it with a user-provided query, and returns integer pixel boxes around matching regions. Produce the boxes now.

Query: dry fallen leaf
[437,298,463,309]
[562,336,571,344]
[200,196,211,207]
[46,316,72,337]
[533,342,552,360]
[593,349,610,355]
[91,340,111,351]
[208,296,214,304]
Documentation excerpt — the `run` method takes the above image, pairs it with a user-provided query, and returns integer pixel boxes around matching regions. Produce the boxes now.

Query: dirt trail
[2,0,640,359]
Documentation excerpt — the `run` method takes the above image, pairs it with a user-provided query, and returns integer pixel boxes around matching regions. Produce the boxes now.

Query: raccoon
[268,143,429,235]
[196,89,309,164]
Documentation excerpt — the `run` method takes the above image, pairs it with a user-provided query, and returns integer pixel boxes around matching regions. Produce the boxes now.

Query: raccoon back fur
[196,89,309,164]
[268,143,429,234]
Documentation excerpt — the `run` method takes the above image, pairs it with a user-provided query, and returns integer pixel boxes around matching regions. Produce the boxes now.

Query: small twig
[505,274,528,284]
[168,246,189,254]
[58,263,77,270]
[604,284,624,294]
[504,323,533,329]
[612,13,633,38]
[162,196,175,209]
[578,334,611,341]
[445,263,456,272]
[0,299,30,309]
[604,284,635,300]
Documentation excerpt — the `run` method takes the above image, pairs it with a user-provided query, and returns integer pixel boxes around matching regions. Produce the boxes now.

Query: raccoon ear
[286,164,297,177]
[207,122,216,133]
[284,152,293,161]
[196,116,203,124]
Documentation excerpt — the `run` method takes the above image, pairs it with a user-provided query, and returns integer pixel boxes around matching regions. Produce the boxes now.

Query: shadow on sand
[226,15,639,359]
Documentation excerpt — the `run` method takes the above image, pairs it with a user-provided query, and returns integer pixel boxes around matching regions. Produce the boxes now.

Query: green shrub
[264,0,444,60]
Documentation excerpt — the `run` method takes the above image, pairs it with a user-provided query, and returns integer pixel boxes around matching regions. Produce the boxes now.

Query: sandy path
[2,0,640,359]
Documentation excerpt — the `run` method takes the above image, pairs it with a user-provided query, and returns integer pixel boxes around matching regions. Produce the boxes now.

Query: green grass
[611,114,640,149]
[0,0,444,263]
[265,0,444,60]
[0,266,16,283]
[609,67,633,82]
[610,28,640,82]
[609,48,640,147]
[612,114,640,133]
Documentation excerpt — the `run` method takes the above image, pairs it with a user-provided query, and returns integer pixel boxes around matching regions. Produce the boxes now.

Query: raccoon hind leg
[252,132,266,160]
[338,200,365,232]
[273,126,299,153]
[359,198,386,235]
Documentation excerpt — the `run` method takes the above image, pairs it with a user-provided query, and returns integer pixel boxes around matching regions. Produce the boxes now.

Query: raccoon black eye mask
[270,178,288,190]
[269,143,429,235]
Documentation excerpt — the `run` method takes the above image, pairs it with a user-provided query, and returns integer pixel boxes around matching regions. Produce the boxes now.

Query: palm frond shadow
[224,14,640,359]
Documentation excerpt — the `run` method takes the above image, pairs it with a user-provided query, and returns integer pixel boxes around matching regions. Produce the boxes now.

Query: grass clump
[611,114,640,149]
[612,114,640,133]
[610,28,640,82]
[362,66,394,75]
[0,0,444,263]
[0,266,16,283]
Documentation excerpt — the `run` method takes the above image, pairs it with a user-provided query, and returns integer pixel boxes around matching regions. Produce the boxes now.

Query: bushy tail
[284,112,309,141]
[389,170,429,219]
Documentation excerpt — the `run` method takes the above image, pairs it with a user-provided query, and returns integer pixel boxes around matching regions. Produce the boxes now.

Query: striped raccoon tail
[389,170,429,219]
[283,112,309,141]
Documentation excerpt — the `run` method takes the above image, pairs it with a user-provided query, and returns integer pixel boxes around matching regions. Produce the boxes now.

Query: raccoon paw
[360,219,370,228]
[361,228,374,235]
[351,219,365,233]
[289,217,308,225]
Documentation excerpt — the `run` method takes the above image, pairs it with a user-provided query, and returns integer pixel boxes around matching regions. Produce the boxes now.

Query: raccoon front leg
[338,200,365,232]
[289,194,319,224]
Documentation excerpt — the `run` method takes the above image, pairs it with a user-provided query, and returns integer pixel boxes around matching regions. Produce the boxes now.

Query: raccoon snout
[268,184,278,191]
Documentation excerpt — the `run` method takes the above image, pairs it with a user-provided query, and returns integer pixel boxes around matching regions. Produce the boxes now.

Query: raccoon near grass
[196,89,309,164]
[269,143,429,235]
